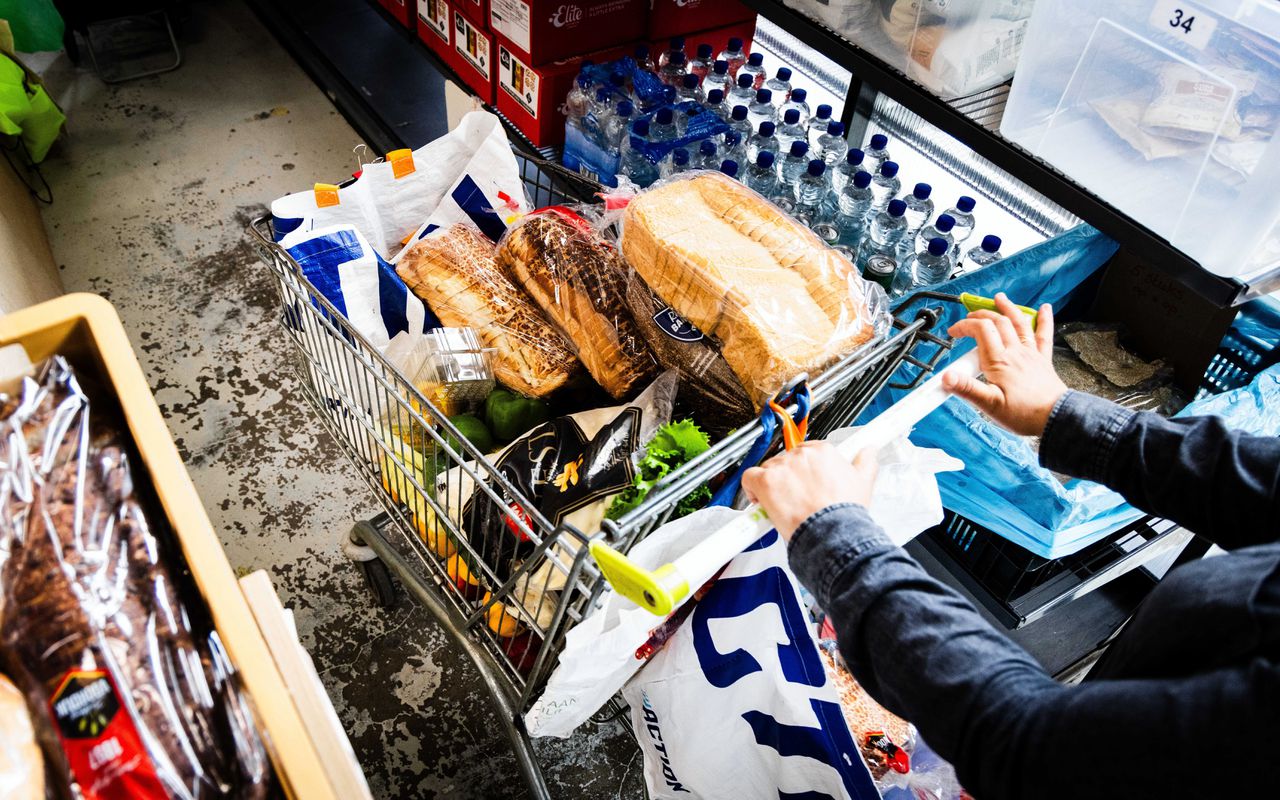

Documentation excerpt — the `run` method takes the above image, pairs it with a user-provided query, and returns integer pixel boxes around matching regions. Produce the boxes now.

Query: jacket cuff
[787,503,895,610]
[1039,390,1136,483]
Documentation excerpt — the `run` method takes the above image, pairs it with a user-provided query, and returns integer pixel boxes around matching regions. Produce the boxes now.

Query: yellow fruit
[414,505,456,559]
[447,554,477,590]
[483,592,523,638]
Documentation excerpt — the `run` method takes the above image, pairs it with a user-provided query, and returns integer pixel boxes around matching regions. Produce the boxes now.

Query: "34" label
[1148,0,1218,50]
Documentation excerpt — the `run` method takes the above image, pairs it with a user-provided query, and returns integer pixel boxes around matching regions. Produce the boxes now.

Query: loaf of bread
[499,212,658,399]
[0,674,42,800]
[398,224,580,398]
[622,172,877,406]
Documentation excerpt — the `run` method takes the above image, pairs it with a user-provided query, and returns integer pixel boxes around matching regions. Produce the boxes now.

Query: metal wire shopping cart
[248,148,949,798]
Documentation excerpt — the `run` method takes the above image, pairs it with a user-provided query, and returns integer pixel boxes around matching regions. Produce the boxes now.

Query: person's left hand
[742,441,878,541]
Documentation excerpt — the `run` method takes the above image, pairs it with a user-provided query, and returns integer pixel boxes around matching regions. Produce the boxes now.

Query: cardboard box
[495,43,632,147]
[451,10,496,101]
[378,0,415,28]
[455,0,487,26]
[490,0,647,65]
[416,0,453,57]
[648,0,755,41]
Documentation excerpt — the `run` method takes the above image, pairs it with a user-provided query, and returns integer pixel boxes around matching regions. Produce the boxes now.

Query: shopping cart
[247,148,949,798]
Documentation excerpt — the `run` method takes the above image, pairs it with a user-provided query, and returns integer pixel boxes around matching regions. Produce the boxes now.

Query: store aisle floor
[33,2,641,797]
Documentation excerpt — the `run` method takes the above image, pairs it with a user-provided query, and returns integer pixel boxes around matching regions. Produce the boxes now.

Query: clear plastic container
[1001,0,1280,277]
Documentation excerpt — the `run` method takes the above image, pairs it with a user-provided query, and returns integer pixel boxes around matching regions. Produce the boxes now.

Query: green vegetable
[483,389,552,443]
[606,419,712,522]
[445,413,495,454]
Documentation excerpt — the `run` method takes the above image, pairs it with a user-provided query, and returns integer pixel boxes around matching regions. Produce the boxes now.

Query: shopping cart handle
[592,350,981,615]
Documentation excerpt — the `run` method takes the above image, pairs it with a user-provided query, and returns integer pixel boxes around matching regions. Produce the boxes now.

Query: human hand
[742,441,879,541]
[943,293,1067,437]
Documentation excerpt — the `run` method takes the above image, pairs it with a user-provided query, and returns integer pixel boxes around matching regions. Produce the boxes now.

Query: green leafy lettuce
[606,419,712,522]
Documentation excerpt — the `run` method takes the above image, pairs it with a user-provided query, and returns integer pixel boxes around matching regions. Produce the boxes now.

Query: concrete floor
[35,2,642,797]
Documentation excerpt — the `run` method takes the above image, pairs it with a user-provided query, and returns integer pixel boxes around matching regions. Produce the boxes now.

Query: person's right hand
[942,293,1068,437]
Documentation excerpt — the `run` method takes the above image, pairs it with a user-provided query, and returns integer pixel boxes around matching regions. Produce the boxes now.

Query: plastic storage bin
[783,0,1035,99]
[1002,0,1280,278]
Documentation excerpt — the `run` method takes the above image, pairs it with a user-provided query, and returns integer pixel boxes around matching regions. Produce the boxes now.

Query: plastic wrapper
[0,357,270,800]
[818,641,916,786]
[397,223,580,398]
[620,170,890,408]
[0,673,42,800]
[498,208,659,400]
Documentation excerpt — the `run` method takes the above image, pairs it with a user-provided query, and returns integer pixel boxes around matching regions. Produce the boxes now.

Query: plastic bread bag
[618,170,891,409]
[817,640,917,788]
[0,673,42,800]
[396,223,581,398]
[497,207,660,400]
[0,357,271,800]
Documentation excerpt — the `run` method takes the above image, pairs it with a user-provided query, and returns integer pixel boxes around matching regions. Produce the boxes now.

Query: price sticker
[1148,0,1218,50]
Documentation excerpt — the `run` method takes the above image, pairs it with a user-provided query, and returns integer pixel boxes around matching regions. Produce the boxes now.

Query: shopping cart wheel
[349,520,397,609]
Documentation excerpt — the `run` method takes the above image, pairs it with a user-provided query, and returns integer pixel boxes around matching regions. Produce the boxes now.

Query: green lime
[445,413,494,455]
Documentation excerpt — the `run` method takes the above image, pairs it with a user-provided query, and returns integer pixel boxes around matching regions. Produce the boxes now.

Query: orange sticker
[388,149,416,178]
[313,183,340,208]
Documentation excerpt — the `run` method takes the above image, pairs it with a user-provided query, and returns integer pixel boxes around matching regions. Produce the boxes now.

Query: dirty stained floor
[35,2,642,797]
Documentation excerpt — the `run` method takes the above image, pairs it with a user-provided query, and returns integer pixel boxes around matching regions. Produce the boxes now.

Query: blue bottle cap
[699,139,717,156]
[732,105,748,121]
[776,67,792,81]
[957,195,976,212]
[887,199,907,217]
[789,140,809,157]
[880,160,899,178]
[633,119,650,137]
[757,151,775,168]
[928,237,948,256]
[936,213,956,232]
[913,182,931,199]
[728,37,743,51]
[790,88,807,102]
[870,133,888,150]
[738,73,753,88]
[720,159,739,177]
[807,159,825,177]
[707,89,723,104]
[697,43,712,59]
[760,120,776,136]
[685,106,701,118]
[724,130,741,147]
[683,73,700,88]
[713,59,728,74]
[595,88,609,102]
[784,108,800,125]
[748,52,763,66]
[610,72,626,87]
[847,148,865,165]
[826,120,844,137]
[632,47,647,61]
[756,88,772,103]
[853,170,872,188]
[671,36,685,48]
[816,104,832,120]
[982,234,1002,252]
[663,86,677,103]
[657,107,675,125]
[616,100,633,116]
[673,148,690,166]
[669,51,686,66]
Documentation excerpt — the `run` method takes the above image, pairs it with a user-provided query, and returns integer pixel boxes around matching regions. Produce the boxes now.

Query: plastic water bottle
[764,67,792,106]
[588,87,612,124]
[659,51,688,86]
[748,89,775,129]
[775,108,806,155]
[865,133,891,169]
[746,121,778,164]
[913,213,956,258]
[944,196,977,255]
[961,235,1003,273]
[858,198,908,267]
[779,140,810,188]
[869,161,901,213]
[651,107,679,144]
[902,183,934,238]
[741,51,766,90]
[679,105,703,135]
[658,37,685,70]
[780,87,810,125]
[694,139,719,170]
[745,151,779,197]
[892,237,953,297]
[718,37,747,78]
[633,45,655,73]
[671,147,691,174]
[831,148,866,195]
[602,100,634,154]
[678,73,705,104]
[794,159,830,218]
[564,72,593,122]
[705,89,728,121]
[728,73,756,109]
[722,130,747,165]
[622,132,659,188]
[728,105,753,143]
[807,104,834,147]
[835,170,874,247]
[814,121,849,167]
[708,60,732,96]
[688,43,713,84]
[719,159,740,180]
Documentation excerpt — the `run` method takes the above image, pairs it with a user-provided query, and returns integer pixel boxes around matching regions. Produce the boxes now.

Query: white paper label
[1148,0,1217,50]
[490,0,533,52]
[418,0,449,42]
[455,12,491,77]
[498,46,540,118]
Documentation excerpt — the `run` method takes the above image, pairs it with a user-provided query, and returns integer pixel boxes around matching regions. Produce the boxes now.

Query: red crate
[648,0,755,41]
[449,8,497,102]
[416,0,453,50]
[455,0,487,26]
[490,0,647,66]
[495,43,633,148]
[378,0,415,27]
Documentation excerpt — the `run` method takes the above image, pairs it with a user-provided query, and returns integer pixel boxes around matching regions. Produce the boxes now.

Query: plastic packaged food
[396,223,580,398]
[0,674,42,800]
[498,209,659,399]
[818,641,916,783]
[620,170,888,407]
[0,357,270,800]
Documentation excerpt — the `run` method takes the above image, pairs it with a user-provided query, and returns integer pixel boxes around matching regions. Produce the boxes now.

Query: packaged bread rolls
[498,210,659,400]
[621,171,885,407]
[397,224,580,398]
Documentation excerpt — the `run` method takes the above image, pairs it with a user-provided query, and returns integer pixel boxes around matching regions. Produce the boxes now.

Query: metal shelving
[740,0,1280,307]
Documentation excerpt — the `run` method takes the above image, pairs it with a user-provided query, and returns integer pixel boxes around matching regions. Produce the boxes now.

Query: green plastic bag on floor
[0,0,65,53]
[0,51,64,162]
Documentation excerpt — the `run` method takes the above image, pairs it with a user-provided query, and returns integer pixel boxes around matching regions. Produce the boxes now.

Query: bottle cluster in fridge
[562,37,1008,297]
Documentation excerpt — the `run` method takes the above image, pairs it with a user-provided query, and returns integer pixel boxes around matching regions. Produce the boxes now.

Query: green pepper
[483,389,552,443]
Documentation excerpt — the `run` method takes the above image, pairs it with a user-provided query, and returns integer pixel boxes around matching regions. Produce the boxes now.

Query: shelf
[740,0,1280,307]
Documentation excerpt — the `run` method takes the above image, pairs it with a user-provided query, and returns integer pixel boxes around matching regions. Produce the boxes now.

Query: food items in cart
[606,419,712,522]
[819,642,915,782]
[446,413,496,455]
[483,388,553,444]
[498,209,659,400]
[411,328,496,418]
[396,224,580,398]
[622,171,882,407]
[0,674,42,800]
[0,356,269,800]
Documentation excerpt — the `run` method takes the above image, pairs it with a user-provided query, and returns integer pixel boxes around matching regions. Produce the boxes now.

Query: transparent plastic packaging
[497,208,660,400]
[818,641,917,787]
[396,223,580,398]
[0,357,270,800]
[619,170,890,407]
